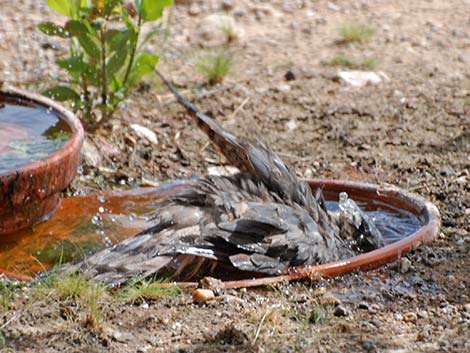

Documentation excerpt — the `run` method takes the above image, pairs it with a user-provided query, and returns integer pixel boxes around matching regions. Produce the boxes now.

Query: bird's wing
[206,201,351,275]
[77,203,214,286]
[74,175,357,285]
[77,192,342,284]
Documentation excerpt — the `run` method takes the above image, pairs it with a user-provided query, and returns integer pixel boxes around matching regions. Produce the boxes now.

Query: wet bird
[76,72,384,286]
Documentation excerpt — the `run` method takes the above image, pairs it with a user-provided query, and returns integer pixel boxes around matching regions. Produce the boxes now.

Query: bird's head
[336,192,385,253]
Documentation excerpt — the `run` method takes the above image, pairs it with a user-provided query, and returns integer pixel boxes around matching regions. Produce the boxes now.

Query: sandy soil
[1,0,469,352]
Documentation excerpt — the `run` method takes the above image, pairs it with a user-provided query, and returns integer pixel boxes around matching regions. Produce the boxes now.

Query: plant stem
[99,28,107,107]
[122,15,142,87]
[98,26,112,126]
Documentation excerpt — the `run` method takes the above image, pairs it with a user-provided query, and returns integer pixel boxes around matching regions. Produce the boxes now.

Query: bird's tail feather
[155,69,253,173]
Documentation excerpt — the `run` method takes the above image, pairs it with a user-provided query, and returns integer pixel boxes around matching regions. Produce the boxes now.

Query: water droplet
[98,195,106,203]
[98,206,105,213]
[103,236,112,247]
[91,214,102,225]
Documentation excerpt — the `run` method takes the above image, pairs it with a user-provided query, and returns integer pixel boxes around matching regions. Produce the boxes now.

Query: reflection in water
[0,101,71,172]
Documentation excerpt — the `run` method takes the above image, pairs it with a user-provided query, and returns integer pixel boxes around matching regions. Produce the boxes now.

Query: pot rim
[0,86,85,178]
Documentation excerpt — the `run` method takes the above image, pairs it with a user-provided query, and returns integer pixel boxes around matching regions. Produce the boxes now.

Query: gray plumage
[75,73,384,286]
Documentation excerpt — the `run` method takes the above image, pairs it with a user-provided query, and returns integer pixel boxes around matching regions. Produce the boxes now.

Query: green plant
[194,49,233,85]
[308,302,331,324]
[39,0,173,130]
[38,271,89,300]
[33,271,107,329]
[338,21,375,43]
[0,282,13,313]
[119,278,181,303]
[327,54,378,70]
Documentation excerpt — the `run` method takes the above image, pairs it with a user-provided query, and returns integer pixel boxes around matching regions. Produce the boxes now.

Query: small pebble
[358,301,370,310]
[369,303,382,313]
[220,310,233,318]
[418,310,428,319]
[284,70,296,81]
[188,3,201,16]
[400,257,411,273]
[322,293,341,306]
[274,84,291,92]
[404,312,417,322]
[193,289,215,304]
[222,0,233,11]
[362,340,375,352]
[371,320,383,328]
[334,305,350,317]
[112,330,134,343]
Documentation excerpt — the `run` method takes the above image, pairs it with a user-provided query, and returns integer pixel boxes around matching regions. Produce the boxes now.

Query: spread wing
[77,175,352,286]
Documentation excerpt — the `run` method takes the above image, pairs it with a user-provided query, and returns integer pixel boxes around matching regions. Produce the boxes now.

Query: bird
[74,71,384,286]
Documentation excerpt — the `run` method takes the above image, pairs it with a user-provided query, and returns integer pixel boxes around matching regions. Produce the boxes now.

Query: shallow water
[0,100,71,172]
[0,184,422,278]
[325,199,420,244]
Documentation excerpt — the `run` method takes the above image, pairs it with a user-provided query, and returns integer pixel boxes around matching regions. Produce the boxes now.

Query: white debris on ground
[81,138,102,167]
[130,124,159,145]
[337,70,390,87]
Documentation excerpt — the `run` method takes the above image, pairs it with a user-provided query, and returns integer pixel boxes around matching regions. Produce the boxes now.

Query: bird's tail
[155,70,320,211]
[155,70,254,174]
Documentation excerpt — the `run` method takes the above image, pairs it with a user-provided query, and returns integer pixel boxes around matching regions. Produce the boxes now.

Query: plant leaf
[103,29,120,42]
[78,34,101,59]
[57,56,90,73]
[42,86,81,102]
[104,0,121,17]
[67,20,90,36]
[110,76,124,93]
[38,22,70,38]
[106,46,128,76]
[47,0,74,17]
[107,29,130,52]
[129,53,159,86]
[135,0,173,22]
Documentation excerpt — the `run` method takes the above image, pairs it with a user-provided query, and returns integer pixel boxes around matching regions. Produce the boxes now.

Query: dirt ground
[1,0,469,352]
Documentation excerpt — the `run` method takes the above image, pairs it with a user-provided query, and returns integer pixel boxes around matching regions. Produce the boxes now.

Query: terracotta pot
[0,179,440,283]
[0,87,84,235]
